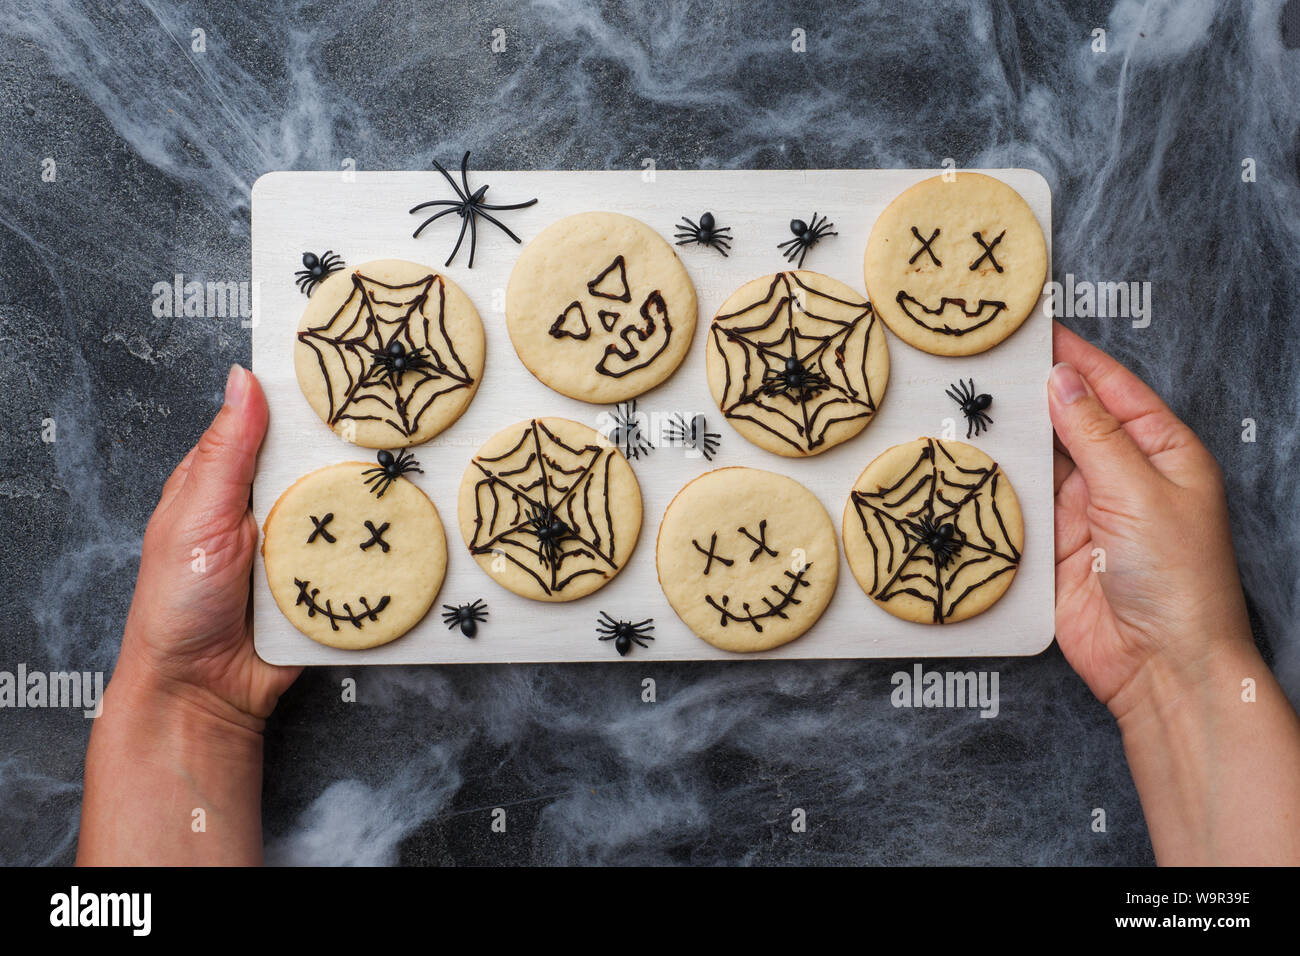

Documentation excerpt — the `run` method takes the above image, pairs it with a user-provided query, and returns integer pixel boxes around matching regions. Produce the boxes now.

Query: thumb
[1048,362,1158,504]
[180,365,269,513]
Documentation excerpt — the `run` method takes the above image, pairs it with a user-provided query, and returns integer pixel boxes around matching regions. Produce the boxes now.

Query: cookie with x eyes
[261,460,447,650]
[863,173,1047,356]
[656,467,838,652]
[842,437,1023,624]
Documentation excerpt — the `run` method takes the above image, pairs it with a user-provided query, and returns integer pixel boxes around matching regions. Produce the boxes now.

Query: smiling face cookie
[506,212,698,403]
[262,460,447,649]
[842,437,1023,624]
[863,173,1047,356]
[295,258,485,448]
[656,468,838,652]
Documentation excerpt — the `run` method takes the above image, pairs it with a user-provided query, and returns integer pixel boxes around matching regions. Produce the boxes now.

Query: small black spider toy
[905,516,963,570]
[777,213,837,268]
[371,340,431,384]
[674,211,732,256]
[607,400,653,460]
[442,599,488,637]
[663,412,720,461]
[295,250,344,296]
[362,449,423,498]
[409,151,538,268]
[945,378,993,439]
[527,504,572,569]
[760,355,830,402]
[596,611,655,656]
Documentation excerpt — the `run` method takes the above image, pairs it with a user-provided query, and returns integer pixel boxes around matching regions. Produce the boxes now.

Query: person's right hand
[1048,322,1255,717]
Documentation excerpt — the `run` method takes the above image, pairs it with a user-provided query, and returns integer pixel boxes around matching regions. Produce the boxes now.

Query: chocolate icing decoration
[692,533,734,574]
[587,256,631,302]
[598,310,620,332]
[409,151,538,268]
[298,270,475,440]
[710,272,881,454]
[293,578,390,632]
[307,513,336,544]
[594,289,672,378]
[467,419,622,596]
[895,291,1007,337]
[549,301,591,340]
[596,611,654,656]
[296,250,345,296]
[909,227,941,266]
[848,438,1021,623]
[674,212,732,256]
[738,520,776,562]
[705,563,813,633]
[970,230,1005,272]
[442,599,488,637]
[359,520,390,553]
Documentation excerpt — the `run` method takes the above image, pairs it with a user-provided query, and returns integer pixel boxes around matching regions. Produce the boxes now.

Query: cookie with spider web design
[294,259,485,448]
[842,437,1024,624]
[457,417,642,602]
[706,270,889,457]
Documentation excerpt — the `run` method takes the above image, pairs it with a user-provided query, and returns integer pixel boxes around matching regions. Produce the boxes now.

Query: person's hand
[118,364,300,724]
[1048,322,1254,716]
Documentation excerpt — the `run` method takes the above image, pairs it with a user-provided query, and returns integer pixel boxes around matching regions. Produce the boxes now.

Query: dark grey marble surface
[1,0,1297,865]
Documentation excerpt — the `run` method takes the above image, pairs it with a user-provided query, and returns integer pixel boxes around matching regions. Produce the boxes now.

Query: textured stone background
[0,0,1297,865]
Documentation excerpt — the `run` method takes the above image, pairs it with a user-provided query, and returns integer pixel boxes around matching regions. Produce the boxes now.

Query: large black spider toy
[777,213,837,268]
[409,151,538,268]
[295,250,344,296]
[674,211,732,256]
[607,400,653,460]
[527,504,573,569]
[663,412,720,461]
[362,449,423,498]
[759,355,831,402]
[596,611,654,656]
[442,599,488,638]
[903,515,963,570]
[946,378,993,439]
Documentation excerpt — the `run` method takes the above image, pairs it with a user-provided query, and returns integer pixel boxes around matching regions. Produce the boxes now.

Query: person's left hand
[117,364,300,723]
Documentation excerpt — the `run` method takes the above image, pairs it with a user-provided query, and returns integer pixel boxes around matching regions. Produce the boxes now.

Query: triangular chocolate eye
[598,310,620,332]
[587,256,631,302]
[549,301,591,340]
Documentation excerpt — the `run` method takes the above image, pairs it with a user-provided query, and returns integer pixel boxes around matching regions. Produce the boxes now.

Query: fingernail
[225,364,249,409]
[1050,362,1086,405]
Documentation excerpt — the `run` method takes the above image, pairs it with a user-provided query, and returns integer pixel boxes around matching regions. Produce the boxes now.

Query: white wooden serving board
[251,169,1054,665]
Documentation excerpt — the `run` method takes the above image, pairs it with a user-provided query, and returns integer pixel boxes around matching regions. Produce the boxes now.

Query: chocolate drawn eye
[359,520,391,553]
[969,230,1005,272]
[909,226,942,266]
[307,513,337,544]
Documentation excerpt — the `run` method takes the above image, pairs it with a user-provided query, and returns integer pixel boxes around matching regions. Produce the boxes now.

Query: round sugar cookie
[706,270,889,457]
[842,437,1023,624]
[656,467,838,652]
[294,258,485,448]
[458,417,642,602]
[863,172,1047,356]
[506,212,698,403]
[262,459,447,650]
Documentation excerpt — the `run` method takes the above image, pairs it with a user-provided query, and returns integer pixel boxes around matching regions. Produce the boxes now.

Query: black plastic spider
[362,449,423,498]
[295,250,344,296]
[527,504,572,569]
[759,355,830,402]
[607,400,653,460]
[442,599,488,637]
[777,213,837,268]
[409,151,538,268]
[903,515,963,570]
[946,378,993,439]
[674,211,731,256]
[596,611,654,656]
[370,340,432,385]
[663,412,720,461]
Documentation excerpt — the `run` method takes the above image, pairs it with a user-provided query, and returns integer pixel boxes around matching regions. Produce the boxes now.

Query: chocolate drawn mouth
[293,578,390,631]
[703,562,813,633]
[896,292,1006,336]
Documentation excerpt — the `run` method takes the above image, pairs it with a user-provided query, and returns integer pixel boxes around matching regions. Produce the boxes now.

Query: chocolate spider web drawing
[848,438,1020,623]
[711,272,880,454]
[467,420,621,595]
[297,270,475,438]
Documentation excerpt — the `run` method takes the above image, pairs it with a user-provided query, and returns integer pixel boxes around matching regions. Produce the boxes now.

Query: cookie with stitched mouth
[656,467,838,652]
[262,460,447,649]
[864,172,1047,356]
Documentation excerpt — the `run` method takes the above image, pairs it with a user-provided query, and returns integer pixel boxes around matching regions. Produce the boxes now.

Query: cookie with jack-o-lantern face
[656,468,838,652]
[262,459,446,649]
[506,212,698,403]
[864,172,1047,356]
